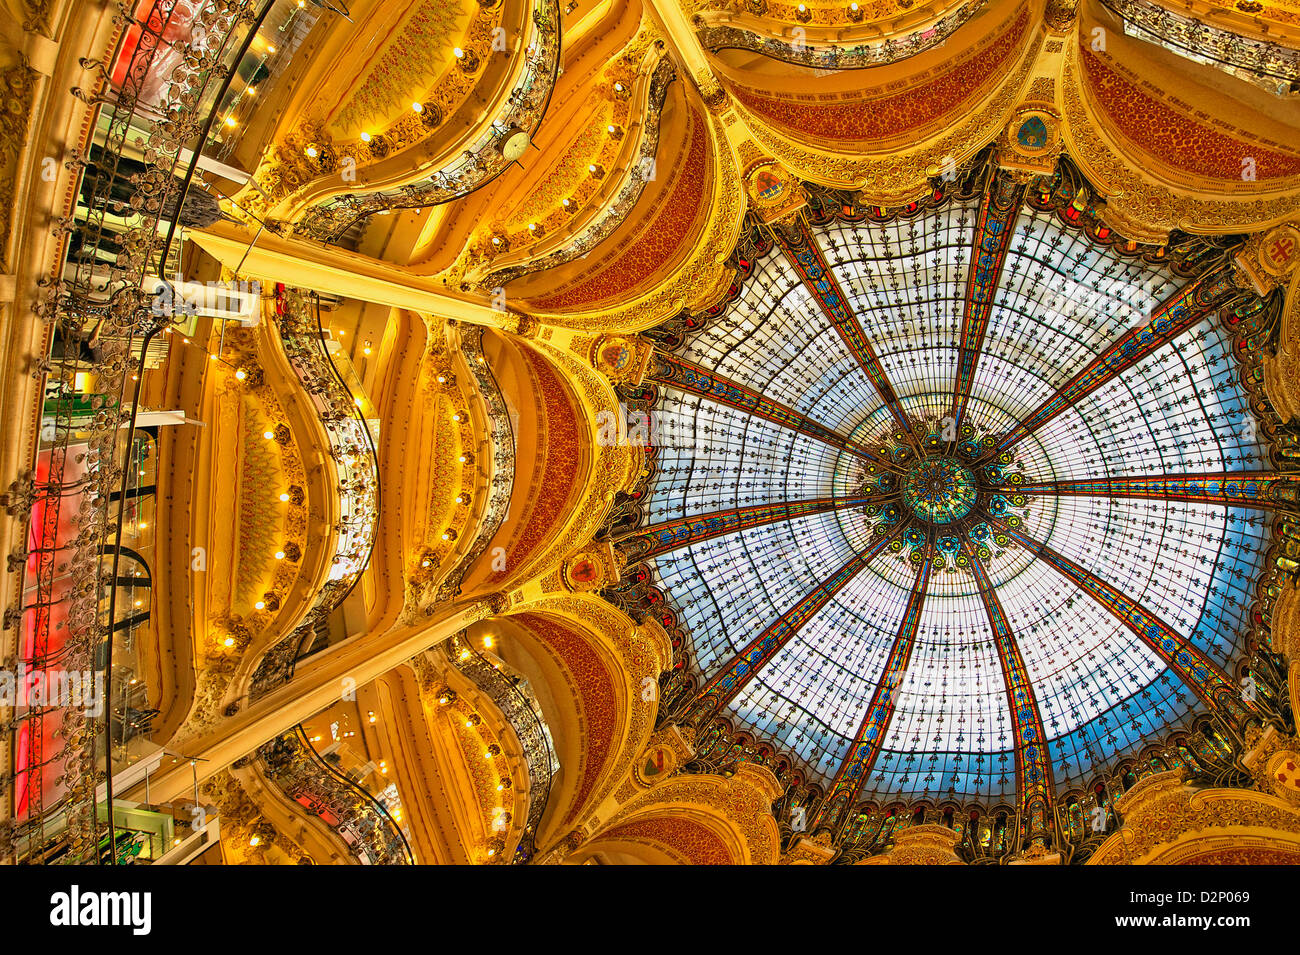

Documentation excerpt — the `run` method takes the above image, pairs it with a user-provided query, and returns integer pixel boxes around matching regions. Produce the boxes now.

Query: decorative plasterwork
[524,109,746,331]
[1060,41,1300,238]
[1086,768,1300,864]
[584,761,782,864]
[0,58,38,269]
[468,41,676,291]
[731,23,1043,204]
[1236,221,1300,296]
[694,0,990,69]
[722,3,1032,150]
[1077,47,1300,183]
[504,593,668,840]
[859,823,965,864]
[488,337,640,589]
[630,724,696,788]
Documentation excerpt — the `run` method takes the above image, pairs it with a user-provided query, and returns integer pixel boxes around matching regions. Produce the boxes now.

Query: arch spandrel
[1061,1,1300,237]
[453,332,640,597]
[485,595,666,849]
[516,99,748,332]
[570,761,783,864]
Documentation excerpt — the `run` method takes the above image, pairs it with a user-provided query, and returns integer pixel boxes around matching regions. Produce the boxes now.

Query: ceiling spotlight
[255,601,265,610]
[224,117,237,128]
[412,101,424,113]
[263,430,274,440]
[275,550,286,560]
[279,492,290,502]
[305,146,318,158]
[234,368,247,380]
[360,132,371,143]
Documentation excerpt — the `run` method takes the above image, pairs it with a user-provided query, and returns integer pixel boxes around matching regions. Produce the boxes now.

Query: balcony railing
[248,287,380,699]
[291,0,561,243]
[1102,0,1300,94]
[434,326,515,602]
[445,632,557,863]
[477,54,677,291]
[695,0,988,70]
[5,0,301,864]
[256,726,413,864]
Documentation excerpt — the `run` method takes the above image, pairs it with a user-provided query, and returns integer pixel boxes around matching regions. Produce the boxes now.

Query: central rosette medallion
[902,457,977,525]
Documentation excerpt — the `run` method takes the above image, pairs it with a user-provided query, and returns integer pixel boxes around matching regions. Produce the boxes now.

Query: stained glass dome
[614,162,1289,827]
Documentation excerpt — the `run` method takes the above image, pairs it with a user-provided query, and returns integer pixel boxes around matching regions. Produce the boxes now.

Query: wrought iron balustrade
[257,726,413,864]
[444,632,558,863]
[292,0,561,242]
[248,287,380,699]
[5,0,301,863]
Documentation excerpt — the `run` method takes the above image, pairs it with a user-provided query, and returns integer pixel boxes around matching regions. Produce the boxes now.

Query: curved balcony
[254,725,413,864]
[431,326,515,603]
[247,286,379,699]
[443,631,557,863]
[473,52,677,291]
[1097,0,1300,96]
[290,0,562,243]
[695,0,990,70]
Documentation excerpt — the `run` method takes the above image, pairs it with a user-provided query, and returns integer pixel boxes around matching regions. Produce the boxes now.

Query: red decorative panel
[1080,49,1300,181]
[730,6,1029,145]
[1174,845,1300,865]
[498,347,583,570]
[528,107,709,311]
[596,816,733,865]
[514,612,617,826]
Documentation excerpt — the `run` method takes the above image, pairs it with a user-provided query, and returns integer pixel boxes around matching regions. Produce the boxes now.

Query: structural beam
[968,544,1056,846]
[624,495,871,561]
[951,173,1024,431]
[771,219,919,450]
[817,549,932,834]
[986,514,1248,718]
[651,352,898,468]
[1019,472,1295,509]
[995,268,1240,454]
[190,221,522,330]
[688,523,905,718]
[123,601,491,805]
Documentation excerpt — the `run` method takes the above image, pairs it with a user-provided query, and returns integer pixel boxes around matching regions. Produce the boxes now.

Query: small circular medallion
[903,458,976,525]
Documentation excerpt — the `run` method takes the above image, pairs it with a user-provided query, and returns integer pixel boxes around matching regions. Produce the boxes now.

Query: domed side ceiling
[621,167,1286,813]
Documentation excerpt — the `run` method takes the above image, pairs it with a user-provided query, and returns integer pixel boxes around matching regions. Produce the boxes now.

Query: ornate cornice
[525,109,746,331]
[1060,42,1300,238]
[1087,768,1300,864]
[731,23,1043,205]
